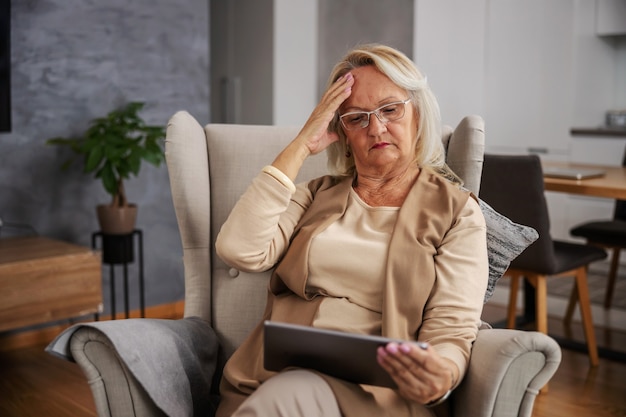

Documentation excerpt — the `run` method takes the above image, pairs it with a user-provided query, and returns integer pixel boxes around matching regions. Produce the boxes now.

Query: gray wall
[0,0,209,316]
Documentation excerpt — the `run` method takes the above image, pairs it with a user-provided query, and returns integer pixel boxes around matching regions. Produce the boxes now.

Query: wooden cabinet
[0,236,102,332]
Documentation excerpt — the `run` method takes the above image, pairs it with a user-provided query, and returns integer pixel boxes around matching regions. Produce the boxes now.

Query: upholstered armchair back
[165,112,484,359]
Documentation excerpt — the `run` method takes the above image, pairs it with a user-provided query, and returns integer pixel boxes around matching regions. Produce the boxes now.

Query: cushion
[479,198,539,303]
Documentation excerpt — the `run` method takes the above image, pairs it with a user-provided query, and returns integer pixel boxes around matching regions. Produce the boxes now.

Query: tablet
[263,320,399,388]
[543,167,606,180]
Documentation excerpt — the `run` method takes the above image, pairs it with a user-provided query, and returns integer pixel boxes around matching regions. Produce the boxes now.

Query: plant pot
[96,204,138,235]
[100,233,135,264]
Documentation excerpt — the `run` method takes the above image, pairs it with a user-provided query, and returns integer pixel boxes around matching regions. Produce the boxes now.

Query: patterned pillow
[479,198,539,303]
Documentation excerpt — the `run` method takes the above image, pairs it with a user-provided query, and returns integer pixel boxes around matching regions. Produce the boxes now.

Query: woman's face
[339,65,418,178]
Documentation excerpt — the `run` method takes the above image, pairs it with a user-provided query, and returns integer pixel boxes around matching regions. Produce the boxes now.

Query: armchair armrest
[46,317,220,417]
[453,328,561,417]
[69,327,165,417]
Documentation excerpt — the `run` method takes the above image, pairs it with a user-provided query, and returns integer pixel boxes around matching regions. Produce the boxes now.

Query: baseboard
[0,300,185,352]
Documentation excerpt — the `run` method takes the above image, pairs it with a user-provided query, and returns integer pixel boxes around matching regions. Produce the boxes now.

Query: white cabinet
[413,0,487,126]
[485,0,574,153]
[570,136,626,165]
[596,0,626,36]
[413,0,624,244]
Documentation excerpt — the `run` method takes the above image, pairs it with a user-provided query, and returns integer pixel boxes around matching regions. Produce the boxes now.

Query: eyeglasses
[339,98,411,131]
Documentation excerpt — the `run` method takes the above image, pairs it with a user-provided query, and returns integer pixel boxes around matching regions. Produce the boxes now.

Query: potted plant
[47,102,165,235]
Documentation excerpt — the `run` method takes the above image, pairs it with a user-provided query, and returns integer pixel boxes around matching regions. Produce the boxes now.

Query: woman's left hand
[376,342,456,405]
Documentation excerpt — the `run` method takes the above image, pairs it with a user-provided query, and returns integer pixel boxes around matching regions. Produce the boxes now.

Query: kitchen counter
[571,127,626,137]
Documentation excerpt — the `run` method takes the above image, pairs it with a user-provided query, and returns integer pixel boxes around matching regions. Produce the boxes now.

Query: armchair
[47,112,561,417]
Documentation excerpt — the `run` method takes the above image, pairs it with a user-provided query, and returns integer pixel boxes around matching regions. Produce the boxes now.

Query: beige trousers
[231,370,342,417]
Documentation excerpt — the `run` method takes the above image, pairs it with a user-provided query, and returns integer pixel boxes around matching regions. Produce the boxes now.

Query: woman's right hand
[271,73,354,180]
[297,72,354,156]
[377,342,457,406]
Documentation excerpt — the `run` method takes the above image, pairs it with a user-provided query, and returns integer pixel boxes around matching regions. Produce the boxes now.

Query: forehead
[343,66,406,109]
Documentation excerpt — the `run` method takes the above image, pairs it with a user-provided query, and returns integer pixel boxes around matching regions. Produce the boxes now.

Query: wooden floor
[1,303,626,416]
[0,344,97,416]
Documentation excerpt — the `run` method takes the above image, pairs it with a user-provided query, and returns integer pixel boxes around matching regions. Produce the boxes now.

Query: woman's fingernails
[417,342,429,350]
[386,343,399,354]
[400,344,411,353]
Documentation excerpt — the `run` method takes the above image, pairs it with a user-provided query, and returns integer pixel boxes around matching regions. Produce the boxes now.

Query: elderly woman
[215,44,488,417]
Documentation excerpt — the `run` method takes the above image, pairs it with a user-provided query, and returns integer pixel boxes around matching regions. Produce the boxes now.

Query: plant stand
[91,229,145,319]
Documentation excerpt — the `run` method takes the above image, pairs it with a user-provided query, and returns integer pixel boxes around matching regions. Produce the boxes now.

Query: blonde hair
[326,43,461,185]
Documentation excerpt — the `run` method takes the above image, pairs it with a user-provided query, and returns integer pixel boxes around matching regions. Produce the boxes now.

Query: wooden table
[0,236,102,332]
[542,161,626,199]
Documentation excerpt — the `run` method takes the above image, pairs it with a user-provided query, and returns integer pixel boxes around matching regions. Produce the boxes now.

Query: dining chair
[479,153,607,366]
[568,148,626,310]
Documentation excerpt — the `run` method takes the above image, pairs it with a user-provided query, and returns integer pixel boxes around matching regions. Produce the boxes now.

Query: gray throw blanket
[46,316,219,417]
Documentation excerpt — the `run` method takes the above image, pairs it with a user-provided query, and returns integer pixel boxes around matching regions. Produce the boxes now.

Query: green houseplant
[47,102,165,235]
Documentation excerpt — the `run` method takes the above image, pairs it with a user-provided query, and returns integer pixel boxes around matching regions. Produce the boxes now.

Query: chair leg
[604,247,621,309]
[564,280,578,325]
[575,267,600,366]
[530,275,550,393]
[507,274,520,329]
[533,276,548,335]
